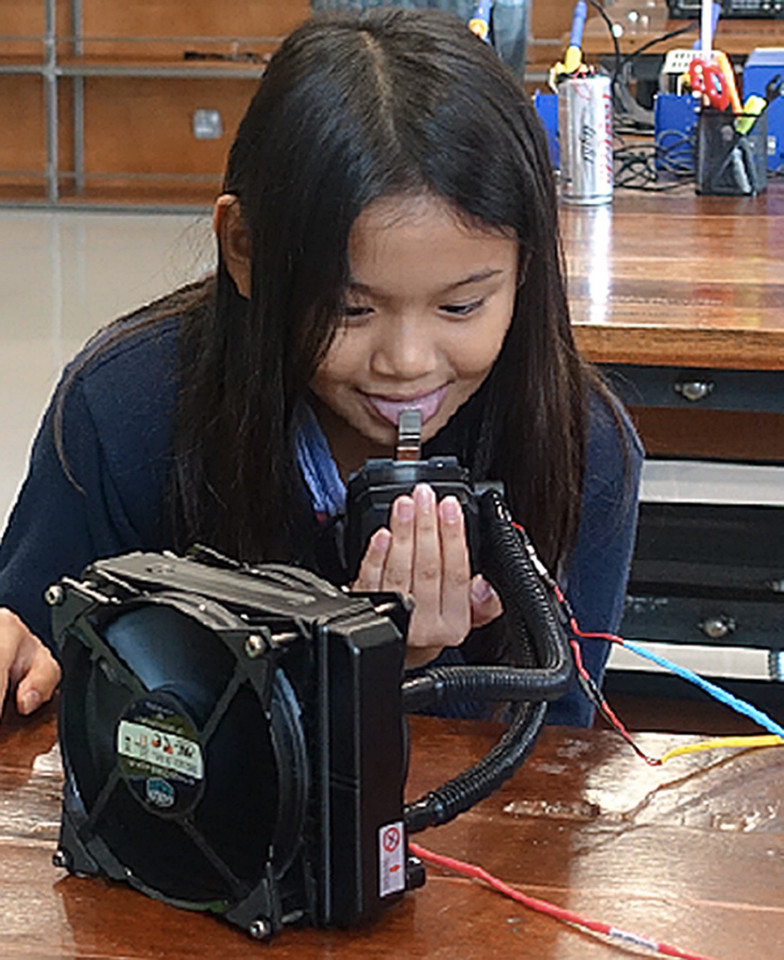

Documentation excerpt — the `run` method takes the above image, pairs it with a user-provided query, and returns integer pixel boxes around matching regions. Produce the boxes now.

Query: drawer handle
[769,651,784,682]
[674,380,715,402]
[699,615,736,640]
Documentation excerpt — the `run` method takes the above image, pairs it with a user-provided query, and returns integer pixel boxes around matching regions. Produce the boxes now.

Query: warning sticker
[117,720,204,780]
[378,821,405,898]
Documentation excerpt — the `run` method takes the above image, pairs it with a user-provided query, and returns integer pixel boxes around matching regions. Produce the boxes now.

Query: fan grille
[61,602,306,906]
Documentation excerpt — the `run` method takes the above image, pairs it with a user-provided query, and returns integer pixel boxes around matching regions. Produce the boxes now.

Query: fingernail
[413,483,435,512]
[471,576,497,605]
[21,690,41,715]
[441,496,460,523]
[371,527,392,552]
[395,497,415,522]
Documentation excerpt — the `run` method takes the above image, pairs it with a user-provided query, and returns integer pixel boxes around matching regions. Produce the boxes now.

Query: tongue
[369,390,443,426]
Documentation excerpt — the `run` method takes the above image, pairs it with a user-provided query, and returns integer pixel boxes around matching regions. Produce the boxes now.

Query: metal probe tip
[396,409,422,461]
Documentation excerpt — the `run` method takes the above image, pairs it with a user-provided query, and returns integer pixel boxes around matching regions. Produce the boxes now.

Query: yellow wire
[658,735,784,765]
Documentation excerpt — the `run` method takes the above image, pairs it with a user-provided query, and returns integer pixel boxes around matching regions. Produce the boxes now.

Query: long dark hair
[62,8,610,574]
[173,7,609,572]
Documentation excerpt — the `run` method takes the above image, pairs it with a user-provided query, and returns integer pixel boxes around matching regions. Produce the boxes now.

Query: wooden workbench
[564,183,784,461]
[3,703,784,960]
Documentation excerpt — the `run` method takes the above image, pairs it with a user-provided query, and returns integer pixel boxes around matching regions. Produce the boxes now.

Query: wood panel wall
[82,78,258,175]
[0,77,74,201]
[1,0,575,204]
[0,0,70,54]
[527,0,574,83]
[0,77,46,175]
[79,0,311,57]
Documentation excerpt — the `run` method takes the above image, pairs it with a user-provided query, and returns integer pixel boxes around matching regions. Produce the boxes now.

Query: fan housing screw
[44,584,65,606]
[244,633,268,658]
[52,849,70,869]
[249,918,272,940]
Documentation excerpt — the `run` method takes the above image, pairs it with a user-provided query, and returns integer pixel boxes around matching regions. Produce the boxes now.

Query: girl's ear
[213,194,252,298]
[517,246,533,287]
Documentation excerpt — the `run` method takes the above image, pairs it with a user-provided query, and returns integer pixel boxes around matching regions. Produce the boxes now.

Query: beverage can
[558,75,613,205]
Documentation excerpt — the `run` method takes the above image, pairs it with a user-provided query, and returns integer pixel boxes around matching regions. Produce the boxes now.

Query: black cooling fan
[51,514,572,941]
[51,550,418,940]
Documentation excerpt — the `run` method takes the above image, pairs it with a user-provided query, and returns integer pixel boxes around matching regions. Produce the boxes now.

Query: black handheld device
[345,410,502,579]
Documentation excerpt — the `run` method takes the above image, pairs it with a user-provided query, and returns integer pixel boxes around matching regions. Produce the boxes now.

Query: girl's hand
[0,608,61,721]
[352,483,503,668]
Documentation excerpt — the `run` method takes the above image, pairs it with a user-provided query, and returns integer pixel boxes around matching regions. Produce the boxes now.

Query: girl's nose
[370,318,438,381]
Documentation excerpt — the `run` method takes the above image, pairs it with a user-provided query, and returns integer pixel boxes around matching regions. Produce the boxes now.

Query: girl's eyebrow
[347,267,505,295]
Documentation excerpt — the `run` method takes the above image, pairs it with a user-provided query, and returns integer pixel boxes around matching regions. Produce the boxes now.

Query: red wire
[569,638,660,766]
[509,518,658,760]
[496,520,729,955]
[408,841,725,960]
[432,519,725,957]
[568,617,625,647]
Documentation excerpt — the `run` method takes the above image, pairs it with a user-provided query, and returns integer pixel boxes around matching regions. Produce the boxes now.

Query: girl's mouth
[362,386,448,426]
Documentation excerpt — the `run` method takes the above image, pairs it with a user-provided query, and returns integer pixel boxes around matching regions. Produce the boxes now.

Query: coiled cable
[403,490,572,832]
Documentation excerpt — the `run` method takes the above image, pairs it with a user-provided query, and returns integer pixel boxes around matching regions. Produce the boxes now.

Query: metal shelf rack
[0,0,279,209]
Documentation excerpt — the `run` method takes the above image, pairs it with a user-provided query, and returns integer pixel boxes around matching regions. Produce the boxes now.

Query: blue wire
[623,640,784,739]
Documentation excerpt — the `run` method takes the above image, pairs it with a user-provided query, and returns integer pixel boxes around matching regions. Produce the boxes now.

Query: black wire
[585,0,622,106]
[616,22,698,130]
[612,131,696,191]
[570,2,708,190]
[653,128,695,175]
[584,2,697,123]
[584,0,621,62]
[618,22,697,73]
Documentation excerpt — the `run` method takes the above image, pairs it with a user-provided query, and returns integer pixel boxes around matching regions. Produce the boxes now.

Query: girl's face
[309,193,519,478]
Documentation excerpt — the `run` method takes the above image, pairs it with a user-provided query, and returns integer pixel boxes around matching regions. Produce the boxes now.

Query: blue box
[654,93,699,172]
[533,91,559,170]
[743,48,784,172]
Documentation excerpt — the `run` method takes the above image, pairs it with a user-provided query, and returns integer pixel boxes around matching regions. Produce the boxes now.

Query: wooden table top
[3,701,784,960]
[564,182,784,370]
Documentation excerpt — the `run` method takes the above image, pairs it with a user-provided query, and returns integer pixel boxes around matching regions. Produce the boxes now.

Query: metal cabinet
[604,362,784,682]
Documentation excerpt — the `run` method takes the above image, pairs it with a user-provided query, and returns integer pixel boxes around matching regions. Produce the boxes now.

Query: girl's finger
[353,527,392,591]
[380,494,416,593]
[16,642,61,716]
[409,484,442,629]
[438,495,471,643]
[469,574,504,629]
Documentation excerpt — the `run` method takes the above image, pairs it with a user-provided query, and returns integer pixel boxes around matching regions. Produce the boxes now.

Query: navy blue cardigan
[0,314,642,726]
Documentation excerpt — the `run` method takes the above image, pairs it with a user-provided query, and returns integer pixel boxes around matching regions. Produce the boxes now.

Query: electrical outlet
[192,109,223,140]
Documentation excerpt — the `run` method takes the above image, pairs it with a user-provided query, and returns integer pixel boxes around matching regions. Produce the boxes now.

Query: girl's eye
[440,298,484,317]
[344,304,373,318]
[342,304,374,324]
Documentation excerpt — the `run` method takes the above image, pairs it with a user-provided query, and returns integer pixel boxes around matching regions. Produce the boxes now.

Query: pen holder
[696,108,768,197]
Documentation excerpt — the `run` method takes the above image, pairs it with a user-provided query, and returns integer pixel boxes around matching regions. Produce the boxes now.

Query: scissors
[689,53,742,113]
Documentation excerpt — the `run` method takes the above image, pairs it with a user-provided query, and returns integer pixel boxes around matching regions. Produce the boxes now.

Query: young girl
[0,8,641,727]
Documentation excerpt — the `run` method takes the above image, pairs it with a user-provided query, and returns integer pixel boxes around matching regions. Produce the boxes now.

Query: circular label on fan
[117,698,204,816]
[145,777,176,808]
[118,720,204,779]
